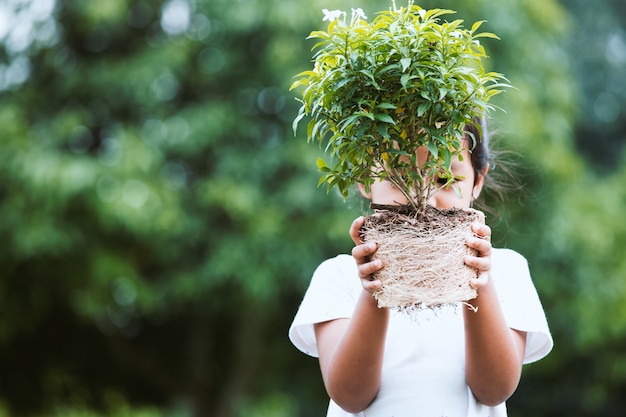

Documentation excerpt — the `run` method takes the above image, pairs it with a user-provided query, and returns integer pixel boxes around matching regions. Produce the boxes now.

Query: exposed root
[362,206,480,310]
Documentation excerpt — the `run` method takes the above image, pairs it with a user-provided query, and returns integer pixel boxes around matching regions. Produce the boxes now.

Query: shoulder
[310,254,361,299]
[314,254,357,277]
[491,248,531,287]
[289,254,360,357]
[490,248,554,363]
[492,247,527,265]
[316,253,356,268]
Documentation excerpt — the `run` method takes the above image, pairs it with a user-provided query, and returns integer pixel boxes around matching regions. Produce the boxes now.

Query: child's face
[359,145,487,210]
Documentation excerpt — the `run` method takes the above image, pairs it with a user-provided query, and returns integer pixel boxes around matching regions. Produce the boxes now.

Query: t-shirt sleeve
[288,255,360,357]
[492,249,554,364]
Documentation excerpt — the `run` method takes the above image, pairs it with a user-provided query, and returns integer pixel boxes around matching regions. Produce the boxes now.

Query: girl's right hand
[350,216,384,294]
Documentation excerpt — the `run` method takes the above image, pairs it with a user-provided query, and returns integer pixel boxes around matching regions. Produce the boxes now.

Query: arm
[463,217,527,406]
[313,216,388,413]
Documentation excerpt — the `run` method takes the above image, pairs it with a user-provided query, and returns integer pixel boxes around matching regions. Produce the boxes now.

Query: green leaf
[357,111,375,121]
[433,134,448,145]
[374,114,395,124]
[307,30,330,40]
[400,57,412,72]
[417,102,430,117]
[426,141,438,158]
[292,109,306,135]
[470,20,485,33]
[377,123,389,138]
[400,73,410,88]
[453,184,463,200]
[473,32,501,40]
[387,148,410,156]
[316,157,329,171]
[358,70,381,89]
[443,147,452,168]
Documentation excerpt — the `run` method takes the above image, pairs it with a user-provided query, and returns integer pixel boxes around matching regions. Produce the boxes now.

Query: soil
[367,204,479,229]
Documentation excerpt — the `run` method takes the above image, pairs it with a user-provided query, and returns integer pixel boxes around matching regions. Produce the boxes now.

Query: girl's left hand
[464,211,492,290]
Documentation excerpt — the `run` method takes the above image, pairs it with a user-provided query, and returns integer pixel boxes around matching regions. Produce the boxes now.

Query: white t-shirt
[289,248,553,417]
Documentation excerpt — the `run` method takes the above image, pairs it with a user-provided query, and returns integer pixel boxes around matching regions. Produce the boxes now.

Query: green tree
[1,0,626,417]
[560,0,626,173]
[0,0,351,415]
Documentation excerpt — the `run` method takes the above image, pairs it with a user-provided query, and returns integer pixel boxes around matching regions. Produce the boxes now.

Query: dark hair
[466,116,490,183]
[465,116,521,218]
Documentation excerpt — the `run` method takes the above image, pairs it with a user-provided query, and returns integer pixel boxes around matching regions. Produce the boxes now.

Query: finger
[352,241,378,264]
[464,255,491,272]
[469,273,489,289]
[471,221,491,238]
[468,208,486,224]
[358,258,383,278]
[466,235,492,257]
[350,216,366,245]
[362,278,383,293]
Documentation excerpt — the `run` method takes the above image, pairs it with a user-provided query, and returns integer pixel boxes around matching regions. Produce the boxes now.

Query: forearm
[464,279,526,406]
[316,290,389,413]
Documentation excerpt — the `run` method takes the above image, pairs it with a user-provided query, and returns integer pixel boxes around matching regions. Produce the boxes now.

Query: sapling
[291,0,508,219]
[291,1,510,309]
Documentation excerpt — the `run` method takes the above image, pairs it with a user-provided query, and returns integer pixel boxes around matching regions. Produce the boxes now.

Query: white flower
[351,8,368,21]
[322,9,344,22]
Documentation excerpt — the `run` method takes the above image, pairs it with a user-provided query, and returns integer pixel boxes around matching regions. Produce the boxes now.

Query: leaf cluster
[291,0,509,213]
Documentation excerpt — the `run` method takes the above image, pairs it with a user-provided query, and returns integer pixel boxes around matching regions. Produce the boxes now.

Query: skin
[313,145,528,413]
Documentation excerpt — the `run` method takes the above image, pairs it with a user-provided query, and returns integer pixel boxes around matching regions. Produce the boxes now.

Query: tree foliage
[0,0,349,415]
[292,2,508,214]
[0,0,625,416]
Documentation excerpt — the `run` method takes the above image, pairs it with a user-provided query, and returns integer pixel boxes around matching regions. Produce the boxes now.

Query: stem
[384,166,419,213]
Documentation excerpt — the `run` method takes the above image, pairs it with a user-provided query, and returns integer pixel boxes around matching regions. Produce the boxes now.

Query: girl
[288,120,553,417]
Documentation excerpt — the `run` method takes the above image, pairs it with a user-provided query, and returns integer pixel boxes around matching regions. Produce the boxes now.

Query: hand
[464,210,492,290]
[350,216,384,294]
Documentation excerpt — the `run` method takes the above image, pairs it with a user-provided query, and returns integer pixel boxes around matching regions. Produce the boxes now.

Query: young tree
[1,0,625,416]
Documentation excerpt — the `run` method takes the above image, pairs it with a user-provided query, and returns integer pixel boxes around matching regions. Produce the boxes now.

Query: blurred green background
[0,0,625,416]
